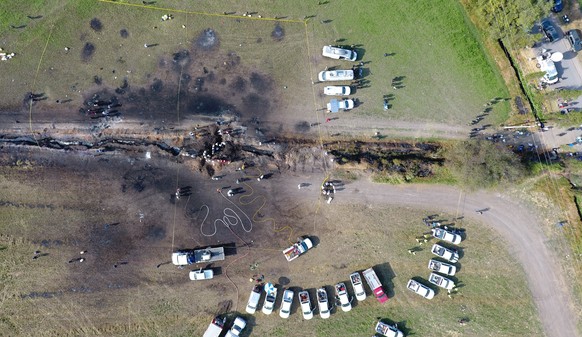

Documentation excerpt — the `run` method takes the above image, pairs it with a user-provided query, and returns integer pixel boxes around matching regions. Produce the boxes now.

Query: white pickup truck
[375,321,404,337]
[189,268,214,280]
[428,272,455,290]
[428,259,456,276]
[283,237,313,261]
[349,272,366,301]
[279,289,294,318]
[261,285,277,315]
[299,290,314,320]
[432,228,462,244]
[317,288,331,319]
[431,244,459,263]
[335,282,352,312]
[327,98,354,113]
[406,279,435,299]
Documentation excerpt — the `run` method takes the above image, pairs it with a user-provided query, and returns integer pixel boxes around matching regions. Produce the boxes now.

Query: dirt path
[281,179,579,337]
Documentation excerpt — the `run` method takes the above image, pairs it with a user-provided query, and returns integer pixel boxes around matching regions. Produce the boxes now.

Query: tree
[472,0,549,47]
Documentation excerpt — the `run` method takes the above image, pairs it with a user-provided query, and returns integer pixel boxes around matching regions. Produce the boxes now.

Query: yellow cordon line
[97,0,303,23]
[303,20,331,230]
[28,25,54,146]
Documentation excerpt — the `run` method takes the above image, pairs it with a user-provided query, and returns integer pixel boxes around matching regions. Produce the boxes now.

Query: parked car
[317,288,331,319]
[431,244,459,263]
[318,70,354,82]
[428,272,455,290]
[541,19,560,42]
[224,317,246,337]
[428,259,457,276]
[327,98,354,112]
[375,321,405,337]
[406,279,435,299]
[261,284,277,315]
[279,289,294,318]
[567,29,582,52]
[432,227,462,244]
[189,268,214,280]
[324,85,351,96]
[298,290,314,320]
[335,282,352,312]
[322,45,357,61]
[552,0,564,12]
[349,272,367,301]
[245,284,262,314]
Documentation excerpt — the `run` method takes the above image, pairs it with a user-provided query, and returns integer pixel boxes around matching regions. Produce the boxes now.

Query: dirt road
[283,179,579,337]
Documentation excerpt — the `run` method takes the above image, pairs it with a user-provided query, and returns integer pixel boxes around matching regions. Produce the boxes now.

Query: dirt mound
[271,24,285,41]
[81,42,95,62]
[196,28,219,50]
[90,18,103,32]
[119,28,129,38]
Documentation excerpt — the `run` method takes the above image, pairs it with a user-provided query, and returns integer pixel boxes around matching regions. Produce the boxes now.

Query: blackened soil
[271,24,285,41]
[186,94,233,116]
[242,93,270,113]
[196,28,219,51]
[294,121,310,133]
[229,76,247,93]
[82,42,96,62]
[249,72,272,92]
[119,28,129,38]
[90,18,103,32]
[172,49,191,69]
[151,79,163,93]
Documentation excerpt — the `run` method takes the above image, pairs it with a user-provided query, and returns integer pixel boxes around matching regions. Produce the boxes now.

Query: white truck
[327,98,354,113]
[298,290,314,320]
[203,316,225,337]
[245,284,262,314]
[537,51,559,84]
[428,259,457,276]
[428,272,455,290]
[322,45,357,61]
[189,268,214,280]
[318,70,354,82]
[349,272,367,301]
[335,282,352,312]
[431,244,459,263]
[261,284,277,315]
[171,246,225,266]
[375,321,404,337]
[432,227,462,244]
[283,237,313,261]
[363,268,389,303]
[324,85,351,96]
[279,289,294,318]
[224,316,246,337]
[406,279,435,299]
[317,288,331,319]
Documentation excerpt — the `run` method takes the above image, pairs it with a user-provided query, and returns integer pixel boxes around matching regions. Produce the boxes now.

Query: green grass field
[0,0,510,128]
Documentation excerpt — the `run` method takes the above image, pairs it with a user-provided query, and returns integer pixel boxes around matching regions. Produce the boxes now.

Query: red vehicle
[362,268,389,303]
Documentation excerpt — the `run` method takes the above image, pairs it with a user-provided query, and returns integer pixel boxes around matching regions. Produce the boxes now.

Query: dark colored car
[552,0,564,13]
[567,30,582,52]
[542,19,560,42]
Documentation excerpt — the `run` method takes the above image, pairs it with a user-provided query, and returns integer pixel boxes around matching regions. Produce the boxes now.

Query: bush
[445,140,526,189]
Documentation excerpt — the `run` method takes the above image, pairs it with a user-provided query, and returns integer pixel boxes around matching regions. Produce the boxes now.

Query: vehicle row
[245,268,389,319]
